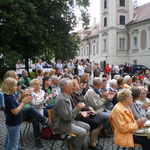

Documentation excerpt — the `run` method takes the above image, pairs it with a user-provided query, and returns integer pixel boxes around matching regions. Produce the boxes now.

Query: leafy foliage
[0,0,90,72]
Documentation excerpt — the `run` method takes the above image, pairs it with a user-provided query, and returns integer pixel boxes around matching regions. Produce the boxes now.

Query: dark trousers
[79,115,103,131]
[22,106,46,141]
[133,135,150,150]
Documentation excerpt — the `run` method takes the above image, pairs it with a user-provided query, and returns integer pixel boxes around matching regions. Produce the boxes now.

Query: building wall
[128,20,150,67]
[77,0,150,68]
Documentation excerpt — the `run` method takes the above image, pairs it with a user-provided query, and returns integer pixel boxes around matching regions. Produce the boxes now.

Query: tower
[99,0,134,66]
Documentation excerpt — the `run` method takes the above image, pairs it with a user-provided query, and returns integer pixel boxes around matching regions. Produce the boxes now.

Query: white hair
[109,79,117,87]
[124,75,131,83]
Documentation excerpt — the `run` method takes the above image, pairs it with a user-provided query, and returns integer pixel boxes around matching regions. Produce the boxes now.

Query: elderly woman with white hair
[109,79,117,106]
[110,89,150,150]
[136,86,150,119]
[30,78,53,116]
[124,75,132,89]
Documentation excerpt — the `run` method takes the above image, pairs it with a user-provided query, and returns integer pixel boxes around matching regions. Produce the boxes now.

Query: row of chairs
[20,109,143,150]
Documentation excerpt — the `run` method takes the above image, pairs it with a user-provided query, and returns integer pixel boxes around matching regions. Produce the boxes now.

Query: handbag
[41,127,53,140]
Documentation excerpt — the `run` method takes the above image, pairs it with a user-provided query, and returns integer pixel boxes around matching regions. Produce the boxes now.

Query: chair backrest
[48,109,54,127]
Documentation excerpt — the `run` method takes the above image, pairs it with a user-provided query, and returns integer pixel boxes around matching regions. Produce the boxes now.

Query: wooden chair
[112,139,142,150]
[48,109,76,150]
[116,143,142,150]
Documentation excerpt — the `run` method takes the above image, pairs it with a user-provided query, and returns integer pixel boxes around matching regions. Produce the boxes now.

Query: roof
[79,24,99,40]
[127,2,150,26]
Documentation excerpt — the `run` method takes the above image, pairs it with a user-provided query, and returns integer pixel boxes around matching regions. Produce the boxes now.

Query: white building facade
[77,0,150,69]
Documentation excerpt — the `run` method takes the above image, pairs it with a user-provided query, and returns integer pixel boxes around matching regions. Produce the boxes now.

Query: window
[93,45,96,55]
[86,46,89,56]
[120,0,125,6]
[104,39,107,50]
[104,0,107,9]
[120,16,125,25]
[119,38,125,50]
[134,37,138,49]
[104,17,107,27]
[133,60,137,65]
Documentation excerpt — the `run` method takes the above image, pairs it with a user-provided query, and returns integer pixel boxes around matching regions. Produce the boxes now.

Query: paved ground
[0,110,142,150]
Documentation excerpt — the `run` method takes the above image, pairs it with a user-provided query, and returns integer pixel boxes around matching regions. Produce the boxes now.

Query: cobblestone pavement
[0,110,142,150]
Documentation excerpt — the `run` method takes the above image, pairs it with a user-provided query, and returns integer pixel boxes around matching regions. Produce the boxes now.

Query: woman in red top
[104,64,110,74]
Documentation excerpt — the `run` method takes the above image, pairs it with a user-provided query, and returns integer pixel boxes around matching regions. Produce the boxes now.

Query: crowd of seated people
[1,59,150,150]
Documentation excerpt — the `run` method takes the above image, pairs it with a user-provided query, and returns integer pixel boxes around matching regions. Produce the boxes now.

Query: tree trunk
[25,57,29,75]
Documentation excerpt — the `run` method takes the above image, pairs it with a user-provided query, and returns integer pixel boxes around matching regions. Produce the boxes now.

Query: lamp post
[86,38,90,62]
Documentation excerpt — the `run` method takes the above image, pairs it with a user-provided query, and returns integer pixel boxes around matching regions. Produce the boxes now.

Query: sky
[74,0,150,31]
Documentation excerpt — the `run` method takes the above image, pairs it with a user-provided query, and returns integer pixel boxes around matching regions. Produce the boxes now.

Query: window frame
[120,15,125,25]
[120,0,125,7]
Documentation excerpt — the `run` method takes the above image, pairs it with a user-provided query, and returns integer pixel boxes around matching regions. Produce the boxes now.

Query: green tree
[0,0,90,73]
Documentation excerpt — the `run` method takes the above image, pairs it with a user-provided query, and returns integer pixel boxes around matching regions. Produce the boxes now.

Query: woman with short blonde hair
[2,77,17,95]
[2,77,32,150]
[3,70,18,81]
[117,88,132,102]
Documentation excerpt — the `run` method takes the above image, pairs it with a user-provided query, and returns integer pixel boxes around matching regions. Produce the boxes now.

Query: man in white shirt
[36,59,43,76]
[16,60,24,78]
[77,62,84,77]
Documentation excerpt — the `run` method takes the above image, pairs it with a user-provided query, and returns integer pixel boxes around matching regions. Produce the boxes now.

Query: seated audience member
[53,78,90,150]
[132,76,140,87]
[56,68,63,78]
[44,71,50,77]
[30,79,53,117]
[20,70,31,90]
[143,72,150,86]
[136,86,150,119]
[63,68,69,78]
[3,70,50,148]
[109,79,118,106]
[102,73,110,89]
[49,69,56,78]
[124,75,132,89]
[37,69,43,87]
[42,76,55,105]
[71,80,103,150]
[79,73,90,98]
[84,78,115,135]
[68,69,74,79]
[73,75,81,84]
[116,77,124,92]
[51,76,61,97]
[130,87,147,120]
[2,77,32,150]
[110,89,150,150]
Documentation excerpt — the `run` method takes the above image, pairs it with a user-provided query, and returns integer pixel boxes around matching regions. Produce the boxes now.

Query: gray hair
[51,75,58,83]
[124,75,131,83]
[60,78,71,91]
[109,79,117,87]
[93,77,101,86]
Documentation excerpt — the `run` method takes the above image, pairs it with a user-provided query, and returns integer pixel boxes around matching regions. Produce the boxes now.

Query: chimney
[134,0,138,8]
[93,17,96,26]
